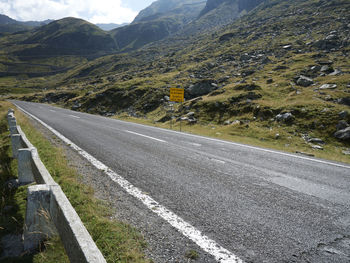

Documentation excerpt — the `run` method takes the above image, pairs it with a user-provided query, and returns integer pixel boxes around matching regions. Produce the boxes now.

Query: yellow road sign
[170,88,184,102]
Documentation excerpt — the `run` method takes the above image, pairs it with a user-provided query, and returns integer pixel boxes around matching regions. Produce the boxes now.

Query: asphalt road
[13,100,350,262]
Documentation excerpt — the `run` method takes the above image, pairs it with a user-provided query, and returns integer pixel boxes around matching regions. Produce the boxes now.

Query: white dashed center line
[68,115,80,119]
[125,130,166,143]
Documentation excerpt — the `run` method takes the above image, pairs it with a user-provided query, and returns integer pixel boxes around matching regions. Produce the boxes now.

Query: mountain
[96,23,129,31]
[17,17,117,57]
[133,0,206,23]
[0,14,17,24]
[0,14,52,33]
[199,0,263,16]
[110,0,206,51]
[186,0,264,33]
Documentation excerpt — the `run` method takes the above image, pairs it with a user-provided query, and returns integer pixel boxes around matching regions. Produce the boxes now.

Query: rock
[283,45,292,50]
[342,150,350,155]
[319,84,337,90]
[164,96,170,101]
[266,78,274,84]
[241,69,255,77]
[310,65,321,73]
[339,111,348,119]
[318,60,333,65]
[311,145,324,150]
[320,65,334,74]
[297,75,314,87]
[276,112,294,123]
[188,118,197,124]
[186,112,195,117]
[308,138,325,144]
[187,80,217,98]
[329,68,342,76]
[336,120,349,131]
[334,127,350,140]
[240,53,251,61]
[325,34,338,41]
[224,120,231,125]
[275,133,280,139]
[338,97,350,106]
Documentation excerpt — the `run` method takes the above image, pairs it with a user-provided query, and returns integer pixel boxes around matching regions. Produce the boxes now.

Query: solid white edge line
[125,130,167,143]
[15,104,244,263]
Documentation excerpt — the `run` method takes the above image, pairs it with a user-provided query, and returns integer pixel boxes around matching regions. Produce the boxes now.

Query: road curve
[12,100,350,263]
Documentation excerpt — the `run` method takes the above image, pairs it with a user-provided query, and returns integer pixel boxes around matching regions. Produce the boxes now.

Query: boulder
[334,127,350,140]
[336,120,349,131]
[297,75,314,87]
[187,80,217,98]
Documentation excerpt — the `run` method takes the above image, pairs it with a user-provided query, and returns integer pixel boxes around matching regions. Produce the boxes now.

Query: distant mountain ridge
[133,0,206,23]
[16,17,117,57]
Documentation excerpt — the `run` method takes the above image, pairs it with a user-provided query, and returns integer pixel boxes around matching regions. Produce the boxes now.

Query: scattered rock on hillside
[308,138,325,144]
[334,127,350,140]
[336,120,349,131]
[329,68,342,76]
[339,111,348,119]
[320,65,334,74]
[313,33,343,51]
[276,112,294,123]
[319,84,337,90]
[338,97,350,106]
[297,75,314,87]
[186,80,217,98]
[311,145,324,150]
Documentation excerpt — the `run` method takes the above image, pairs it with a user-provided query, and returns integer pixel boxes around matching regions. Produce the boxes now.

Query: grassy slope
[0,100,150,262]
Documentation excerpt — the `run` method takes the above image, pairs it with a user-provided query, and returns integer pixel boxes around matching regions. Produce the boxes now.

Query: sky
[0,0,156,24]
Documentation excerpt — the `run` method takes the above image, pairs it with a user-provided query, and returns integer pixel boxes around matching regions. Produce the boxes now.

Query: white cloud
[0,0,137,23]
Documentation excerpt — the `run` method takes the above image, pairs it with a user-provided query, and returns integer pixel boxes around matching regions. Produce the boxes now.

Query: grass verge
[0,100,150,263]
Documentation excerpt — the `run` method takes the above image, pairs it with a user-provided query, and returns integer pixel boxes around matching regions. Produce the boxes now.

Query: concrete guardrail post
[50,185,106,263]
[8,118,18,135]
[11,134,21,159]
[18,148,35,184]
[23,185,57,252]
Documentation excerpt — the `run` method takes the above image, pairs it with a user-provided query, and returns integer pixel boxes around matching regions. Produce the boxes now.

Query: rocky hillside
[3,0,350,154]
